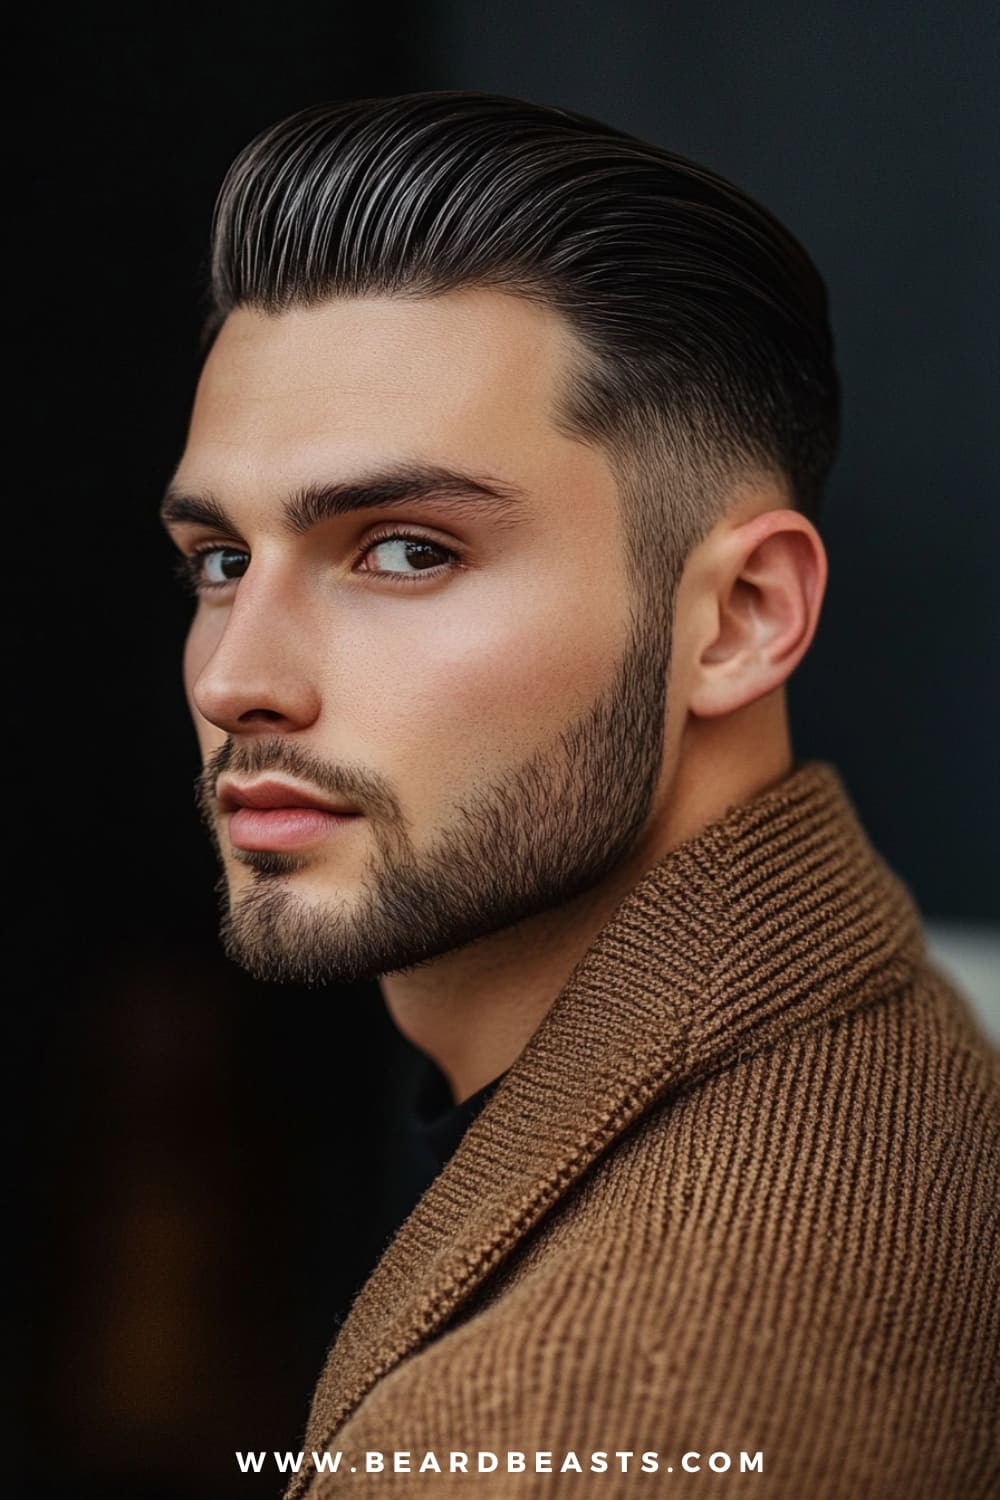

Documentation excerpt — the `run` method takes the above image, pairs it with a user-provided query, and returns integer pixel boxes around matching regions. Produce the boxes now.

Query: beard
[196,608,671,986]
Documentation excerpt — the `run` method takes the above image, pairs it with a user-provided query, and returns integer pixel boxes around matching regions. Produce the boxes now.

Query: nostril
[237,708,287,724]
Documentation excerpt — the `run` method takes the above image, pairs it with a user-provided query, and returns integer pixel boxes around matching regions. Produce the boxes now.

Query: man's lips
[216,778,362,853]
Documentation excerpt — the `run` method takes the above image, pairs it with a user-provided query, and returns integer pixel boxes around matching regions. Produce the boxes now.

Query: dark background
[15,3,997,1497]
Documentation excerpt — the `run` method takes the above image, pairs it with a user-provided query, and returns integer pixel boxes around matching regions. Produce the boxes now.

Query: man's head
[164,92,837,985]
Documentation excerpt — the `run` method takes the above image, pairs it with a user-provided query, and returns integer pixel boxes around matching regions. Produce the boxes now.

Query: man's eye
[177,546,250,593]
[360,536,456,576]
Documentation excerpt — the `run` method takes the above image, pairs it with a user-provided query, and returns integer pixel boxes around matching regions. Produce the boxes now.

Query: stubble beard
[197,609,671,987]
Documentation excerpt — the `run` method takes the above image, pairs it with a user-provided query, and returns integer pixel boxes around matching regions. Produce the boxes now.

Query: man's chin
[215,871,489,988]
[219,899,375,987]
[216,871,400,987]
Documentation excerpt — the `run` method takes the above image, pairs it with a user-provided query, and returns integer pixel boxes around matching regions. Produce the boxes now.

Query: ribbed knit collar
[289,759,925,1481]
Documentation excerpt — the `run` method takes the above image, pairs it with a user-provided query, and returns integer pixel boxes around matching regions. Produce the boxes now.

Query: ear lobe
[688,514,827,719]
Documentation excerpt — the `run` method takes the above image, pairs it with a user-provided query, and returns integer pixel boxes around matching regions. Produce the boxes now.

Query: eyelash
[174,527,463,596]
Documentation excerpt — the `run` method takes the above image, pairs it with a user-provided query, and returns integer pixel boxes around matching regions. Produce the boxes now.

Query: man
[162,93,998,1495]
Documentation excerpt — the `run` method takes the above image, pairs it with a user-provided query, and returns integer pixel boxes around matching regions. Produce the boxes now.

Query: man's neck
[380,709,793,1105]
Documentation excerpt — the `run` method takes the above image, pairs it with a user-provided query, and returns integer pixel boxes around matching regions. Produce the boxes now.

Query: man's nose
[189,578,321,735]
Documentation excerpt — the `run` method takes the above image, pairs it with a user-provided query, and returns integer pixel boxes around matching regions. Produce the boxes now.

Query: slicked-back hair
[208,91,840,631]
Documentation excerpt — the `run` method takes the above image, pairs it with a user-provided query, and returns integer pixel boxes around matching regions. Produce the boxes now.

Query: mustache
[194,736,404,829]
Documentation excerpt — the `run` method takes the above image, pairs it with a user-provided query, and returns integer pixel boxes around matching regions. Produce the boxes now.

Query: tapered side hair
[208,91,840,623]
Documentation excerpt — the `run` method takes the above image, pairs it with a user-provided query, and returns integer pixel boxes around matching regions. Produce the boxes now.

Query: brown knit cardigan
[284,761,999,1497]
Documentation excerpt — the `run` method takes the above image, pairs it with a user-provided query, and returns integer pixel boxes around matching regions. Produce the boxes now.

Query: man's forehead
[196,289,578,415]
[177,290,610,512]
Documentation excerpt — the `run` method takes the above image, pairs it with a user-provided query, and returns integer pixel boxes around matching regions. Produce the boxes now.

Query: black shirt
[407,1052,506,1188]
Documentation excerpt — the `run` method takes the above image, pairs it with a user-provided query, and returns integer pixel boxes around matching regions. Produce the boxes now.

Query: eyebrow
[159,461,530,536]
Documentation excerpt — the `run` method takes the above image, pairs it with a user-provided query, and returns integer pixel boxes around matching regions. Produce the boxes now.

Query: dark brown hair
[208,91,839,618]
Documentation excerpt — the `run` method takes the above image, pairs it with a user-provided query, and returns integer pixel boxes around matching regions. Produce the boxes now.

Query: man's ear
[688,509,827,719]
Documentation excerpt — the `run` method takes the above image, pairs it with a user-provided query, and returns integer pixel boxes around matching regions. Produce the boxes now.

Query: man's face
[166,290,673,983]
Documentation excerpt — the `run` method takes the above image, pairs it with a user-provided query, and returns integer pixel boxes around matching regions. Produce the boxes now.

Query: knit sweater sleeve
[305,978,999,1498]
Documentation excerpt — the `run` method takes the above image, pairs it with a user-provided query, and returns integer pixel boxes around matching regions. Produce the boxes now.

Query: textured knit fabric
[286,760,999,1498]
[385,1061,508,1266]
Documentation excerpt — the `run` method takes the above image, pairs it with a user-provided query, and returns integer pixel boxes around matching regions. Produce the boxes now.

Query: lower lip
[227,807,361,852]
